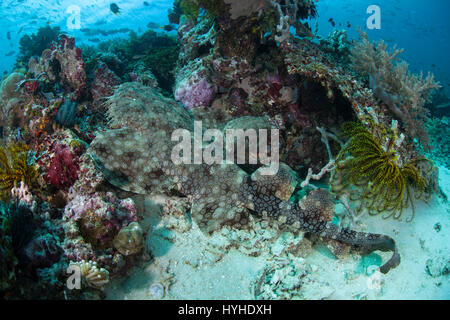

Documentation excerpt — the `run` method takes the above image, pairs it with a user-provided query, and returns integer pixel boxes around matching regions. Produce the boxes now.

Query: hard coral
[0,72,25,104]
[64,192,137,249]
[113,222,144,256]
[54,35,87,98]
[38,35,87,99]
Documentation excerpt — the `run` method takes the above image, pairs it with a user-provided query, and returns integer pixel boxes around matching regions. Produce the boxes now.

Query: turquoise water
[1,0,449,95]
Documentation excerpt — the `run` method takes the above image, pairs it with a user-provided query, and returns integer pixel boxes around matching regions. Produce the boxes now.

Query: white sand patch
[106,166,450,300]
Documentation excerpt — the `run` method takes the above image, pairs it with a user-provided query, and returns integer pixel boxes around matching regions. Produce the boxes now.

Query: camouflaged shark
[88,83,400,273]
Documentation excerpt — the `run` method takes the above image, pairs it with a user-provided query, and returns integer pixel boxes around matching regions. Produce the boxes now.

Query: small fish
[160,24,176,32]
[94,20,107,26]
[328,18,335,27]
[147,22,160,29]
[6,31,11,40]
[346,21,351,28]
[5,50,15,57]
[143,1,149,6]
[110,3,120,15]
[431,64,436,68]
[88,38,101,43]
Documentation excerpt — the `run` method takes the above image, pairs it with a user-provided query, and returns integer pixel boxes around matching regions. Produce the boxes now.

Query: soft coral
[44,143,80,189]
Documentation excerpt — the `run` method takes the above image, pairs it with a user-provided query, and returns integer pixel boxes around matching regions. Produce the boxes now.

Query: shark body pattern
[89,83,400,273]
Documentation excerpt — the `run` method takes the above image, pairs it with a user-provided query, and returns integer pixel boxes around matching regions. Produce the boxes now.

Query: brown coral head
[113,222,145,256]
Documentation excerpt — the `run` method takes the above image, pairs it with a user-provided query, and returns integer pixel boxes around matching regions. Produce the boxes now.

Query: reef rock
[113,222,145,256]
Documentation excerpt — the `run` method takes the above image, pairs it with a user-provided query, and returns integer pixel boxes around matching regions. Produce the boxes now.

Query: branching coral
[331,121,430,222]
[271,0,316,42]
[0,142,38,201]
[350,30,440,149]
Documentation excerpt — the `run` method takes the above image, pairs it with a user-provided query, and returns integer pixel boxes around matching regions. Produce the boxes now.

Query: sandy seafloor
[105,166,450,300]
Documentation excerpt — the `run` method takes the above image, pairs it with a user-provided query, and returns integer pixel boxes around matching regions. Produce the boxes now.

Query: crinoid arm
[331,121,431,221]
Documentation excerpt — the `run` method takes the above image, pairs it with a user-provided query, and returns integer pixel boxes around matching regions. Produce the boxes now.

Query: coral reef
[69,260,109,289]
[16,26,60,68]
[90,63,121,106]
[0,142,38,201]
[319,29,351,63]
[113,222,145,256]
[175,71,216,109]
[89,84,400,273]
[10,181,34,206]
[21,234,61,269]
[34,35,87,99]
[0,72,25,104]
[0,203,18,292]
[55,99,79,128]
[0,0,445,299]
[350,30,440,149]
[0,200,67,299]
[426,117,450,168]
[94,30,179,94]
[44,142,80,190]
[64,192,137,249]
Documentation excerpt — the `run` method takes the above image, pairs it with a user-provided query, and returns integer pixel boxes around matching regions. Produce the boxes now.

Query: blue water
[311,0,450,96]
[1,0,449,94]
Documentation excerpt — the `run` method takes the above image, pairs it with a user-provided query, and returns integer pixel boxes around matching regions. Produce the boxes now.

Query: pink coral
[68,154,104,199]
[44,143,80,189]
[24,80,40,95]
[64,192,137,249]
[175,73,216,109]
